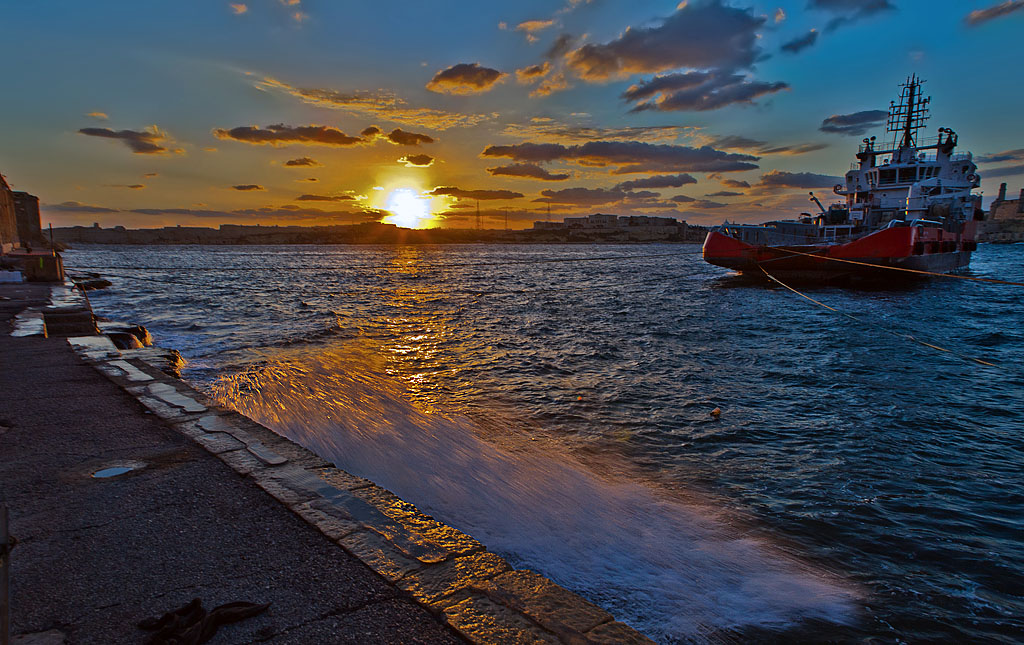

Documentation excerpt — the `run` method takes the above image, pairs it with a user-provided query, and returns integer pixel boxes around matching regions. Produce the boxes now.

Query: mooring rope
[766,246,1024,287]
[758,265,997,368]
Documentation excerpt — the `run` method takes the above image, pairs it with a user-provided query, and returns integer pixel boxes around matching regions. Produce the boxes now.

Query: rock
[107,331,144,350]
[77,278,112,291]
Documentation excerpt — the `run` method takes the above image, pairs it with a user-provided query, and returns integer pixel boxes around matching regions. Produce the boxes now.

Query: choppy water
[66,243,1024,642]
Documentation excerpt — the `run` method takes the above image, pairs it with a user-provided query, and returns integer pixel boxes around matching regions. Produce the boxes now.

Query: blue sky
[2,0,1022,228]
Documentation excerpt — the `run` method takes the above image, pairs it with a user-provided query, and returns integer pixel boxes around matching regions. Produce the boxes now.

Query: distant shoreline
[52,221,709,246]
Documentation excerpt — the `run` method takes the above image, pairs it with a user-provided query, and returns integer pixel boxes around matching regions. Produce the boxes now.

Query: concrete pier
[0,282,651,644]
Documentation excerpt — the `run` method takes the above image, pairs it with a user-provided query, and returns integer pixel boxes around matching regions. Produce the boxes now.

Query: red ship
[703,75,984,282]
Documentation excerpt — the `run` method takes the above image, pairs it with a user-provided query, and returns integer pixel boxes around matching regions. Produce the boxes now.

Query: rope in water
[758,265,997,368]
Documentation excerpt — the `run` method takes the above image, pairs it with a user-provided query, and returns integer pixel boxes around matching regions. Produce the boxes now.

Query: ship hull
[702,224,976,282]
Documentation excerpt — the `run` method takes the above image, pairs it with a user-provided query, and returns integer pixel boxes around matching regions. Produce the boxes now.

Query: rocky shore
[0,280,651,644]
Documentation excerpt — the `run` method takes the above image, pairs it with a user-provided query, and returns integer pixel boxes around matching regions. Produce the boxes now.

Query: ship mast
[886,74,930,155]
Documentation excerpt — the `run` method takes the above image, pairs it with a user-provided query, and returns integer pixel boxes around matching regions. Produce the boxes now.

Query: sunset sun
[384,188,432,229]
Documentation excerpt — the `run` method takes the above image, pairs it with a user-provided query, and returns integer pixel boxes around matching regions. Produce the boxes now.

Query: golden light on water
[383,188,436,229]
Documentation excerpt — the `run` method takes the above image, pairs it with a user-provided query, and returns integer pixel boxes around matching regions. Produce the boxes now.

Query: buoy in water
[710,407,722,418]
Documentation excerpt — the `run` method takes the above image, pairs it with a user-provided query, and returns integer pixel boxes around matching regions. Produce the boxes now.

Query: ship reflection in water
[71,243,1024,642]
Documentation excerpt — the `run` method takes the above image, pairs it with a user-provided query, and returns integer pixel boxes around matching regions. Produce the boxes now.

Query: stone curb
[47,326,653,644]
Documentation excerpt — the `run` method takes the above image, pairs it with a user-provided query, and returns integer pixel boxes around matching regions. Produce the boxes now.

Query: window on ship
[898,167,916,183]
[879,169,897,184]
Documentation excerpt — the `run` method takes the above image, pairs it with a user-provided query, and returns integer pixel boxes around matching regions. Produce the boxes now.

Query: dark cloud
[566,1,765,81]
[501,122,692,144]
[482,140,759,173]
[284,157,321,167]
[614,174,697,190]
[546,33,577,59]
[709,135,827,155]
[670,194,696,203]
[624,72,789,112]
[810,0,896,31]
[44,201,120,213]
[143,172,159,178]
[426,63,506,95]
[981,164,1024,179]
[399,154,435,167]
[755,170,842,189]
[486,163,570,181]
[294,194,355,201]
[361,126,382,138]
[78,126,171,154]
[819,110,887,135]
[721,178,751,188]
[108,184,146,189]
[532,187,631,205]
[705,190,742,197]
[429,186,524,200]
[780,29,819,54]
[232,184,265,191]
[977,149,1024,164]
[385,128,434,146]
[213,124,365,146]
[516,62,551,84]
[966,1,1024,25]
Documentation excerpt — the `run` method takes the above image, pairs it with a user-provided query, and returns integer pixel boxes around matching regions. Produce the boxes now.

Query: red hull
[703,222,977,281]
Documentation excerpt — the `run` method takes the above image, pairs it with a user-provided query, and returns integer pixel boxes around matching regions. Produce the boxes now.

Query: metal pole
[1,505,11,645]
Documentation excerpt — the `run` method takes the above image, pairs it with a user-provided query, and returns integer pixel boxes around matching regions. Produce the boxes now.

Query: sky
[2,0,1024,230]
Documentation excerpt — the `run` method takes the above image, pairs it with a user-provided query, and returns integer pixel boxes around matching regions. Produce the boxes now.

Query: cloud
[614,174,697,190]
[294,194,355,201]
[517,19,555,38]
[143,172,159,178]
[501,121,694,144]
[87,111,108,120]
[721,178,751,188]
[232,184,265,191]
[670,194,696,203]
[546,33,576,59]
[819,109,887,135]
[298,177,318,182]
[966,1,1024,25]
[486,163,570,181]
[809,0,896,31]
[533,187,632,205]
[213,123,365,146]
[107,184,146,189]
[623,72,789,112]
[399,154,435,167]
[705,190,743,197]
[429,186,524,200]
[565,1,766,81]
[709,135,827,156]
[255,76,495,131]
[426,63,506,95]
[482,140,759,173]
[982,164,1024,179]
[753,170,842,190]
[385,128,434,146]
[284,156,321,167]
[977,148,1024,164]
[516,62,551,84]
[44,201,120,213]
[78,126,175,154]
[126,205,379,223]
[230,3,248,14]
[531,72,571,97]
[775,8,787,22]
[688,199,727,209]
[781,29,818,54]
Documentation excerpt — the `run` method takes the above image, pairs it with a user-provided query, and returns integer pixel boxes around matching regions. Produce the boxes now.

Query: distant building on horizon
[989,182,1024,220]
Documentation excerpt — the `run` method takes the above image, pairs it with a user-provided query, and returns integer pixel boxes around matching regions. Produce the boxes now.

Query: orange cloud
[426,63,506,95]
[213,124,365,146]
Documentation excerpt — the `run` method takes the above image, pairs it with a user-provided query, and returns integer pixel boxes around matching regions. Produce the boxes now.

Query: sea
[64,243,1024,643]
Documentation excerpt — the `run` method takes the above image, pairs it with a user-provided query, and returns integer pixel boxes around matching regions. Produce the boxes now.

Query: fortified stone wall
[0,174,21,252]
[13,191,43,246]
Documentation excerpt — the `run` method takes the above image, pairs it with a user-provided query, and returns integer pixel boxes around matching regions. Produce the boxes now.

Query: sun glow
[384,188,435,228]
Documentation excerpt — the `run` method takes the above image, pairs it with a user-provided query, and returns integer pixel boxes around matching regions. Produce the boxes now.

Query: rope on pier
[758,265,997,368]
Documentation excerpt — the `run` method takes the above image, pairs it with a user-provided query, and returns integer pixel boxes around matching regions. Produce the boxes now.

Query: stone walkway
[0,283,462,644]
